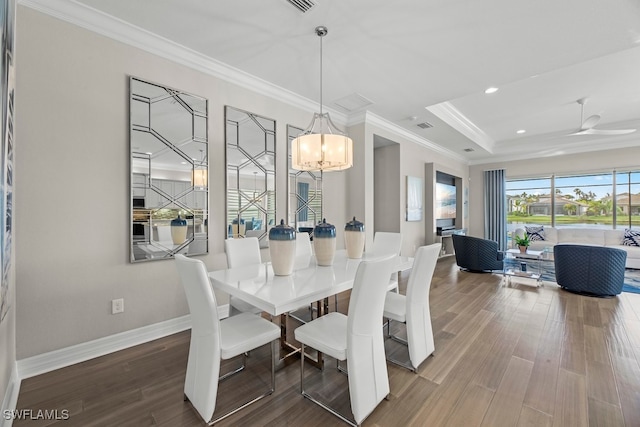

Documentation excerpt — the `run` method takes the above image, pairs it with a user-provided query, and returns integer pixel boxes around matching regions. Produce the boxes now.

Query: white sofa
[514,227,640,269]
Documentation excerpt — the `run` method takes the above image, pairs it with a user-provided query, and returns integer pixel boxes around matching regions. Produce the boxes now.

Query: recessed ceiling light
[516,129,526,134]
[484,87,499,94]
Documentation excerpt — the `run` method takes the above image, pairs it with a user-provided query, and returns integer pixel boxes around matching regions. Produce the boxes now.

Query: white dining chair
[225,237,263,314]
[294,254,397,427]
[383,243,440,372]
[370,231,403,292]
[295,231,313,259]
[155,225,172,242]
[288,232,315,323]
[174,254,280,425]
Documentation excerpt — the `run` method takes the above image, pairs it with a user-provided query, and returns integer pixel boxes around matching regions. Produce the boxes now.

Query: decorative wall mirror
[225,106,276,247]
[287,124,323,235]
[130,77,208,262]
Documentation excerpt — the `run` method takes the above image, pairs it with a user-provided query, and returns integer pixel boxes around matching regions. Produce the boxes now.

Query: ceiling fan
[569,98,636,136]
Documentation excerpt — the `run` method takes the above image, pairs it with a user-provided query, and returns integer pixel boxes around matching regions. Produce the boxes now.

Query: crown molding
[21,0,473,164]
[349,111,469,163]
[427,101,496,153]
[468,137,640,166]
[19,0,348,123]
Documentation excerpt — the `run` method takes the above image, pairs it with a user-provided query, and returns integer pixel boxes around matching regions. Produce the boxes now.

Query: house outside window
[507,171,640,234]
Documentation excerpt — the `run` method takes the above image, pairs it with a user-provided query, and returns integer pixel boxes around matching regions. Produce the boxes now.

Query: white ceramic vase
[314,219,337,266]
[345,231,365,259]
[314,237,336,266]
[269,240,296,276]
[171,215,188,244]
[268,219,297,276]
[344,216,365,259]
[171,226,187,245]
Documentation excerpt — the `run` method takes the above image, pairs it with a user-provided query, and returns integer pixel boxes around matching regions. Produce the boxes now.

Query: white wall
[14,7,349,359]
[468,146,640,238]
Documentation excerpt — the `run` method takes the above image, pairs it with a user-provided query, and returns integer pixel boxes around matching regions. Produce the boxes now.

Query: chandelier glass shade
[192,169,207,188]
[192,149,207,188]
[291,112,353,171]
[291,26,353,172]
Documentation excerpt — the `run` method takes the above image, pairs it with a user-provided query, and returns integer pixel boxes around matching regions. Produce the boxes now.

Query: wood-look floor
[14,256,640,426]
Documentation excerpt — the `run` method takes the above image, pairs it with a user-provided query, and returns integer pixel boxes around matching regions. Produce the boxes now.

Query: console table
[437,228,467,258]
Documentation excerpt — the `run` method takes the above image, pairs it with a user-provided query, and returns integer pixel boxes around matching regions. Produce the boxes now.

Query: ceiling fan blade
[581,114,601,130]
[569,128,637,136]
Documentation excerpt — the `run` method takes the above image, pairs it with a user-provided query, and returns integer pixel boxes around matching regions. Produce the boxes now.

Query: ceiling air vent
[463,148,475,152]
[416,121,433,129]
[333,93,373,112]
[285,0,316,13]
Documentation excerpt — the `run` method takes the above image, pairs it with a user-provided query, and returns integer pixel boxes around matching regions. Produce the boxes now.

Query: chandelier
[291,26,353,172]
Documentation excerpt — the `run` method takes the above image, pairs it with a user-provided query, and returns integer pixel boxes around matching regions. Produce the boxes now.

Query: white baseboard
[16,314,194,380]
[2,304,230,423]
[0,364,20,427]
[16,304,230,380]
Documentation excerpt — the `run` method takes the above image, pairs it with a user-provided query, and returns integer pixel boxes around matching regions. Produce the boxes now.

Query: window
[554,173,613,228]
[506,177,552,231]
[507,170,639,232]
[616,171,640,229]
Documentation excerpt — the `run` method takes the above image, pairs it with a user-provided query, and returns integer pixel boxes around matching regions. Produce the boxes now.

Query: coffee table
[503,248,553,287]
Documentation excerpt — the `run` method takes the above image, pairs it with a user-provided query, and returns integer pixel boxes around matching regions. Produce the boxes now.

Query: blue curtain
[297,182,309,222]
[484,169,507,251]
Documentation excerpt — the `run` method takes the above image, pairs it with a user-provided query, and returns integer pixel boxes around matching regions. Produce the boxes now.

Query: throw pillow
[525,225,545,241]
[622,229,640,247]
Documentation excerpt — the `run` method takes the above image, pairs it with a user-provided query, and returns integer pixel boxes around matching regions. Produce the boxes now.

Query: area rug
[503,258,640,294]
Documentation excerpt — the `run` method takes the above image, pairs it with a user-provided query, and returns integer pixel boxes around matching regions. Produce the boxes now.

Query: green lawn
[508,214,640,226]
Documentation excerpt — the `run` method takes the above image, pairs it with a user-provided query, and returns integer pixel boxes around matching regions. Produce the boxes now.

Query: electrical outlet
[112,298,124,314]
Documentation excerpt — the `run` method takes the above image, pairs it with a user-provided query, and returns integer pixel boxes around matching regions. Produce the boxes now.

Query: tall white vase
[344,216,365,259]
[171,215,187,244]
[314,219,336,266]
[314,237,336,266]
[269,220,296,276]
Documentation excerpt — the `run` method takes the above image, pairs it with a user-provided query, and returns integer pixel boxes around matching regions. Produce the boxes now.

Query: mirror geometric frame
[225,106,276,247]
[130,77,208,262]
[287,124,322,232]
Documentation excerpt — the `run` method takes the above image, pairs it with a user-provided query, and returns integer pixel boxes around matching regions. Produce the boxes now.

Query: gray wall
[0,263,15,411]
[0,3,16,409]
[352,119,469,257]
[6,2,550,383]
[374,143,401,233]
[13,7,350,359]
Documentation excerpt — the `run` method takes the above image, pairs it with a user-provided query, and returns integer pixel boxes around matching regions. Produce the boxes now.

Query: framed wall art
[406,175,423,222]
[0,0,15,324]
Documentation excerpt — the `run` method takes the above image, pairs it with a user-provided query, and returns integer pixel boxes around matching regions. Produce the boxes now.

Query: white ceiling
[30,0,640,164]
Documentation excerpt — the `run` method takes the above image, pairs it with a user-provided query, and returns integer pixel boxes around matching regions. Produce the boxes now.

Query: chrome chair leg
[337,359,348,375]
[201,340,277,425]
[300,343,305,394]
[300,344,358,426]
[219,360,246,381]
[383,319,420,372]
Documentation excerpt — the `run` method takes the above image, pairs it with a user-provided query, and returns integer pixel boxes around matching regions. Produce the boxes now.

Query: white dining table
[209,249,414,367]
[208,249,414,317]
